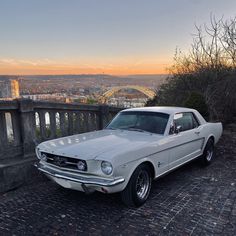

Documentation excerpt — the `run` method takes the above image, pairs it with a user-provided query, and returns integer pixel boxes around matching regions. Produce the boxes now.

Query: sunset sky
[0,0,236,75]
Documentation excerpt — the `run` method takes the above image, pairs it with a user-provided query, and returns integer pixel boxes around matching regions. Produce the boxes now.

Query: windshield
[106,111,169,135]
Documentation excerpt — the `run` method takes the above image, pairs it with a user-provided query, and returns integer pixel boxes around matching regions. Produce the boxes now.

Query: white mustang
[35,107,223,207]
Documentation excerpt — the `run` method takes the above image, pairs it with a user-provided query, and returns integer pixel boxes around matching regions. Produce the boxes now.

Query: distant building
[0,76,20,99]
[10,80,20,98]
[22,93,69,103]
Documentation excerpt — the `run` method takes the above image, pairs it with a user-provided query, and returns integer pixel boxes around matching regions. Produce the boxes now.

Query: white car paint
[35,107,223,194]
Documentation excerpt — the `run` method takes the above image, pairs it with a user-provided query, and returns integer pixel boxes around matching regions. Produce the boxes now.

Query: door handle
[195,131,200,135]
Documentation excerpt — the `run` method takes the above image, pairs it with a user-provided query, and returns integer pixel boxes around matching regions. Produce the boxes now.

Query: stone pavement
[0,130,235,236]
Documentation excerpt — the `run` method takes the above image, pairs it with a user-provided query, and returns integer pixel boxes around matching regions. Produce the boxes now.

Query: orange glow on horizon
[0,58,171,75]
[0,61,170,75]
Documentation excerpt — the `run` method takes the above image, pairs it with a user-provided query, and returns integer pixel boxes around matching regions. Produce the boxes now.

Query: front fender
[114,157,156,191]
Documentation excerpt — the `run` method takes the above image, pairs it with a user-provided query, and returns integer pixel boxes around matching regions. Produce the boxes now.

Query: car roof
[121,106,197,115]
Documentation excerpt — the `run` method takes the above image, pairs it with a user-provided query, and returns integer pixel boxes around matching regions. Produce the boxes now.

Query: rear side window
[173,112,199,132]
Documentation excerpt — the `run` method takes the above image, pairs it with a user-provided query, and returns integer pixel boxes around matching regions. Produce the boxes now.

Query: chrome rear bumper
[34,162,125,187]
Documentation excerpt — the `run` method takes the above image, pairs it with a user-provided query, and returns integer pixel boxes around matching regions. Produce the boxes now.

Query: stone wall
[0,99,121,192]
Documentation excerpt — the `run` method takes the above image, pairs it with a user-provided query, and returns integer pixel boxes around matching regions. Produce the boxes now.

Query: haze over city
[1,0,236,75]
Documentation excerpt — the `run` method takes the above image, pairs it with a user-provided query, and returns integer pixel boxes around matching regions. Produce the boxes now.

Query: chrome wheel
[135,170,150,200]
[206,146,213,161]
[201,139,214,166]
[121,164,152,207]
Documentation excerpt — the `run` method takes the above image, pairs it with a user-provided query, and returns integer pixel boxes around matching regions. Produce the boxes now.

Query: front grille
[41,152,84,170]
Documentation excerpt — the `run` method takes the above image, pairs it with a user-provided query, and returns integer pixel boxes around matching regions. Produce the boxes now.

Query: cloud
[0,59,18,65]
[19,60,38,66]
[0,58,56,66]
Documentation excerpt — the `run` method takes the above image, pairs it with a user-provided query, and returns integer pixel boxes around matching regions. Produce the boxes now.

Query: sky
[0,0,236,75]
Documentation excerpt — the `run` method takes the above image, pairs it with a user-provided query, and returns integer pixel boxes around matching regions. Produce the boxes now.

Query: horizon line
[0,73,169,77]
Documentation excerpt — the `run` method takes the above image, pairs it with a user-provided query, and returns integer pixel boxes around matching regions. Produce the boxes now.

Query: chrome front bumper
[35,162,125,187]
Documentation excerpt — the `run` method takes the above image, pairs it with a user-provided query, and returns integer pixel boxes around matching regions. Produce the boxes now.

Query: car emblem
[54,156,67,166]
[157,162,162,168]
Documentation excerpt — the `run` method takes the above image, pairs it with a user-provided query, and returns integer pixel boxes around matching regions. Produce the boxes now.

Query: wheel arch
[141,161,155,180]
[202,135,215,151]
[120,158,156,191]
[206,135,215,145]
[208,135,215,143]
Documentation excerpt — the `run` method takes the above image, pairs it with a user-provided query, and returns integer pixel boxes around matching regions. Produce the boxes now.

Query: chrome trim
[145,137,205,158]
[43,161,83,174]
[154,152,202,179]
[34,162,125,187]
[121,137,205,166]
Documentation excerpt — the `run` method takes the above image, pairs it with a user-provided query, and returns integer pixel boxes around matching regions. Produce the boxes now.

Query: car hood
[38,129,163,161]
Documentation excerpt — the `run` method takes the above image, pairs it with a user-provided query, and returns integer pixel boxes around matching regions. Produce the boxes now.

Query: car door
[168,112,205,169]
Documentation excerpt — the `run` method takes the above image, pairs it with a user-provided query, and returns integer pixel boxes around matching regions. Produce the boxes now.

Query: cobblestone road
[0,130,236,236]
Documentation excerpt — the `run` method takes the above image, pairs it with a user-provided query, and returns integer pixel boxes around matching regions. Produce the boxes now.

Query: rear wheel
[201,139,214,166]
[121,164,152,207]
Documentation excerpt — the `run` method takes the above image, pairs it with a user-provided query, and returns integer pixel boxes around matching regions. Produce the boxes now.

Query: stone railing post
[18,99,36,157]
[99,105,109,130]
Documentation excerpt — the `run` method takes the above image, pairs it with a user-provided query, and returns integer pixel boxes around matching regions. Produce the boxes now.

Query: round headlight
[101,161,113,175]
[77,160,87,171]
[41,153,47,161]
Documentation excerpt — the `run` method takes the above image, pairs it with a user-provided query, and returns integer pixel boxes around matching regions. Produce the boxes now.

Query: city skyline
[0,0,236,75]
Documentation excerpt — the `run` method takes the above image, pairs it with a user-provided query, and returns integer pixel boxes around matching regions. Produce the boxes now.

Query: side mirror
[169,123,175,134]
[175,125,182,134]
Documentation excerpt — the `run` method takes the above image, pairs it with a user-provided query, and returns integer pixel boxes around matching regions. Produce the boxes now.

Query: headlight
[77,160,87,171]
[41,153,48,161]
[101,161,113,175]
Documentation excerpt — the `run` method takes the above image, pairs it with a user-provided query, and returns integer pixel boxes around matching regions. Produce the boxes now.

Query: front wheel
[120,164,152,207]
[201,139,214,166]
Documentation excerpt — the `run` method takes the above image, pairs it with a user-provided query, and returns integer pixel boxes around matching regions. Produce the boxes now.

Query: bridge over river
[98,85,156,103]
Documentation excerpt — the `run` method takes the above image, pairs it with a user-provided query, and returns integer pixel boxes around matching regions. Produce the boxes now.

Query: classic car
[35,107,223,207]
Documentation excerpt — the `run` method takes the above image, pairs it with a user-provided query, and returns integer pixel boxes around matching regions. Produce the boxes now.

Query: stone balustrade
[0,99,122,192]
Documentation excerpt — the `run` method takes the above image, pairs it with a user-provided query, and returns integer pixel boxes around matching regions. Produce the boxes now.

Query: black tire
[201,138,214,166]
[120,164,152,207]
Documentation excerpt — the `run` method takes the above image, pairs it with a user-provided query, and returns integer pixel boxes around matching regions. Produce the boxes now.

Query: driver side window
[169,112,199,134]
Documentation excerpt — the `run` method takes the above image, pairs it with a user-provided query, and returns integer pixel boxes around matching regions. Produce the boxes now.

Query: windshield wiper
[105,127,118,130]
[126,127,154,135]
[106,127,152,134]
[127,127,145,132]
